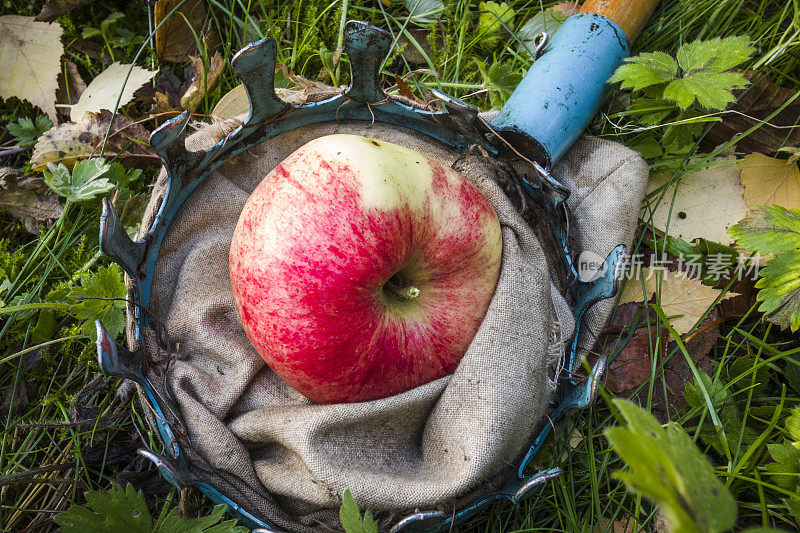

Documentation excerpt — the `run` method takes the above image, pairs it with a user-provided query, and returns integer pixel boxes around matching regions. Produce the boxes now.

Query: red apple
[229,134,502,403]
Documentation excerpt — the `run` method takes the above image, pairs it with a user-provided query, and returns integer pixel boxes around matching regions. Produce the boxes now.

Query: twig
[0,462,77,487]
[0,146,28,158]
[0,336,85,366]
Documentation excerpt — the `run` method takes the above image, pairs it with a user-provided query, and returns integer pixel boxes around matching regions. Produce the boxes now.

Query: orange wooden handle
[579,0,660,43]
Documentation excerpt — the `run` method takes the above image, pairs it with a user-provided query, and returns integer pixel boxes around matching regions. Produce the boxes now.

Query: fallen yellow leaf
[643,157,748,245]
[738,152,800,211]
[0,15,63,121]
[70,62,158,121]
[619,268,738,335]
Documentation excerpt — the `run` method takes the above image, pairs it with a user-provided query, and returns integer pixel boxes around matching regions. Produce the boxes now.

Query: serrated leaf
[44,158,115,201]
[0,16,63,121]
[477,2,514,46]
[661,110,706,154]
[69,264,126,318]
[665,72,749,110]
[71,62,158,121]
[475,59,522,108]
[619,268,738,334]
[643,157,748,246]
[609,52,677,91]
[56,486,246,533]
[7,115,53,146]
[676,36,755,74]
[737,153,800,211]
[729,205,800,256]
[155,504,247,533]
[605,399,736,533]
[339,490,377,533]
[787,407,800,446]
[765,442,800,491]
[753,249,800,331]
[54,484,151,533]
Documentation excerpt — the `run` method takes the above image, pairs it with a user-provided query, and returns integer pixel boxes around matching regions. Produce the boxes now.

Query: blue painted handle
[491,13,630,167]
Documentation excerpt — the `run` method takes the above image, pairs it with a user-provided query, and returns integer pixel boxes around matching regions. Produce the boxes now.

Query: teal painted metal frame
[95,19,627,532]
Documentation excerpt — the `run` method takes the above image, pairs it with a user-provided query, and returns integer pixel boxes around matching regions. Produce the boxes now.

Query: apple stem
[386,279,420,301]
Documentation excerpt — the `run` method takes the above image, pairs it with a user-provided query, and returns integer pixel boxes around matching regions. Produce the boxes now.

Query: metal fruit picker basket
[93,1,657,530]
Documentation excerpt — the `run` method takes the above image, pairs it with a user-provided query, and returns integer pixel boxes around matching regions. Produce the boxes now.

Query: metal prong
[149,111,200,188]
[344,21,391,103]
[231,38,288,125]
[96,320,144,381]
[99,198,145,279]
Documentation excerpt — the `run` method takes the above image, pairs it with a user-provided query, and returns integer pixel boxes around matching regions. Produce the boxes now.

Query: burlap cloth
[133,108,647,531]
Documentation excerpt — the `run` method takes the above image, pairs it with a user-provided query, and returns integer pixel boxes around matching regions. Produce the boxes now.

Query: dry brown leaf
[0,16,63,121]
[154,0,207,62]
[31,110,152,170]
[619,268,737,334]
[605,327,658,395]
[592,517,640,533]
[0,171,62,233]
[643,157,748,245]
[35,0,97,22]
[70,62,158,121]
[394,74,426,105]
[700,71,800,155]
[180,52,225,112]
[150,91,181,118]
[738,152,800,211]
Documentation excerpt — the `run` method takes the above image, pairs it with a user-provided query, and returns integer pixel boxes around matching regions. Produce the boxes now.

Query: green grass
[1,0,800,531]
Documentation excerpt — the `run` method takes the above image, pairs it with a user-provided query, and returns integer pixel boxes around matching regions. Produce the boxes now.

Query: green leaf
[477,1,514,46]
[729,206,800,256]
[155,504,248,533]
[765,442,800,491]
[44,158,115,202]
[609,52,677,91]
[339,490,377,533]
[475,59,522,108]
[754,250,800,332]
[629,133,663,159]
[730,206,800,331]
[69,264,127,339]
[664,72,749,109]
[676,36,755,74]
[54,484,151,533]
[31,309,57,345]
[787,407,800,446]
[605,399,737,533]
[6,115,53,146]
[55,485,246,533]
[627,97,676,126]
[661,110,706,154]
[663,78,696,108]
